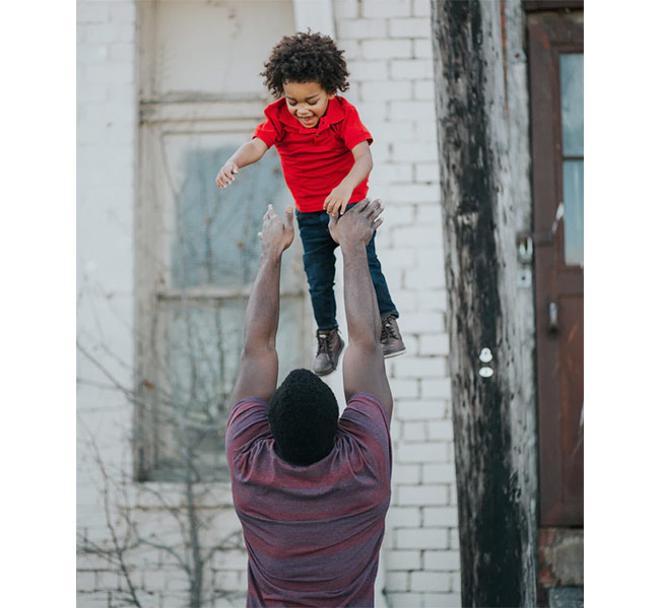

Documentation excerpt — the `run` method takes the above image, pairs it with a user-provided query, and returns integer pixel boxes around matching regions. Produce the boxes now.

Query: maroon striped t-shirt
[226,392,392,607]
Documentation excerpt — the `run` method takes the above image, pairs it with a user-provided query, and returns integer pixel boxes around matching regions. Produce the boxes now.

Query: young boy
[216,32,404,376]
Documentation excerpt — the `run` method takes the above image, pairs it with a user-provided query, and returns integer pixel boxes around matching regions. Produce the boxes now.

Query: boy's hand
[324,183,353,217]
[259,204,295,256]
[216,161,239,189]
[328,199,383,247]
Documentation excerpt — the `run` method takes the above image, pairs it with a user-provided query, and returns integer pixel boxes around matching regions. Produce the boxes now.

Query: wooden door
[528,11,584,526]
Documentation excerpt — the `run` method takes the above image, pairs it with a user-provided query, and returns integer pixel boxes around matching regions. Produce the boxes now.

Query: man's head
[268,368,339,466]
[261,32,349,129]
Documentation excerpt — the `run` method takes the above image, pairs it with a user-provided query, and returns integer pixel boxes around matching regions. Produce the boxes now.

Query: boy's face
[282,81,335,129]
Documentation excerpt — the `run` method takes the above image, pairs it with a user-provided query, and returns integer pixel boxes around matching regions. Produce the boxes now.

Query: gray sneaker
[381,314,406,359]
[312,328,345,376]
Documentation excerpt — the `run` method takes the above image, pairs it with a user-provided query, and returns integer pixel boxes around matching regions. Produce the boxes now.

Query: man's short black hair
[268,368,339,466]
[261,31,350,97]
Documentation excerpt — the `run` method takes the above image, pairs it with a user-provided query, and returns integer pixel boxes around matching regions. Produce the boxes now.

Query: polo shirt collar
[276,96,345,133]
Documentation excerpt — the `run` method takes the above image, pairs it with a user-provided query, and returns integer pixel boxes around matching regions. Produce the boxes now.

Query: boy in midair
[216,32,405,375]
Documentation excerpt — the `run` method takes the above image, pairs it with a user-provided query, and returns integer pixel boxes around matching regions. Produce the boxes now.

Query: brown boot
[381,314,406,359]
[312,328,345,376]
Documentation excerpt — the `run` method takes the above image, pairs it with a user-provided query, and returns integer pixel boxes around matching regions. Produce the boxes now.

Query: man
[225,200,393,607]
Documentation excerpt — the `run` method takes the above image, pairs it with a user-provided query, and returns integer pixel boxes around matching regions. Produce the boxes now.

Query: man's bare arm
[230,205,294,404]
[329,200,393,421]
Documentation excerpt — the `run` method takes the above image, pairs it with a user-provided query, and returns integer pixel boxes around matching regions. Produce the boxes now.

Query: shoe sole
[383,346,407,359]
[313,338,345,376]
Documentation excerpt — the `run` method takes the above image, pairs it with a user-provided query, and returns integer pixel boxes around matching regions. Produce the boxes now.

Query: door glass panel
[562,160,584,267]
[560,53,584,266]
[560,54,583,156]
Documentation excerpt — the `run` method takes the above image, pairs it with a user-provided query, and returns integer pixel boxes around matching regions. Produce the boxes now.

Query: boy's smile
[283,81,335,129]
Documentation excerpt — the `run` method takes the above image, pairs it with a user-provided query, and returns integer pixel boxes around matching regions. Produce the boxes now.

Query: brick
[411,571,451,592]
[423,506,458,526]
[427,420,454,440]
[77,3,110,23]
[391,140,438,161]
[340,39,362,60]
[362,80,412,101]
[402,421,426,440]
[417,288,448,312]
[388,571,410,591]
[369,121,418,143]
[387,506,422,528]
[414,79,435,100]
[394,356,447,379]
[449,528,460,550]
[378,247,416,269]
[413,0,432,17]
[387,549,422,570]
[363,0,411,18]
[414,38,433,58]
[335,0,359,18]
[348,59,388,80]
[390,378,419,400]
[392,463,422,484]
[399,484,449,506]
[381,205,415,227]
[388,592,425,607]
[389,17,431,38]
[406,267,445,289]
[423,463,456,484]
[415,201,443,222]
[423,550,461,571]
[395,399,445,420]
[396,527,448,549]
[420,378,451,400]
[357,100,389,121]
[423,592,462,607]
[371,161,414,182]
[450,572,461,592]
[391,59,434,79]
[337,18,387,39]
[110,42,135,62]
[399,310,446,333]
[363,39,412,59]
[388,183,440,204]
[397,442,449,464]
[419,333,450,355]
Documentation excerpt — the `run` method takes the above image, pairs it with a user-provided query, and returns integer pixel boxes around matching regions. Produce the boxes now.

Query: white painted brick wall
[334,0,461,603]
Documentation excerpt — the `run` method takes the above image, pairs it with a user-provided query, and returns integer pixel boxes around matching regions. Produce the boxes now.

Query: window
[134,1,305,482]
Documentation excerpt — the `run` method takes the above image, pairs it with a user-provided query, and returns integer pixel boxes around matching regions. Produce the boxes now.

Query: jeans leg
[297,211,339,330]
[366,231,399,318]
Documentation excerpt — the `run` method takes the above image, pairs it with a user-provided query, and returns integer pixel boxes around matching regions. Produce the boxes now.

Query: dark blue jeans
[296,204,399,331]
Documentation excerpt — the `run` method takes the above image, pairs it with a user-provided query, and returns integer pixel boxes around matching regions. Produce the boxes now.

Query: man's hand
[259,204,294,256]
[216,161,239,189]
[323,182,353,217]
[328,199,383,247]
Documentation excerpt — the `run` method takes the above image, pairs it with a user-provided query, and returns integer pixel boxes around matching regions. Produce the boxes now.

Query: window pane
[171,146,293,291]
[560,54,583,157]
[152,297,307,481]
[563,160,584,267]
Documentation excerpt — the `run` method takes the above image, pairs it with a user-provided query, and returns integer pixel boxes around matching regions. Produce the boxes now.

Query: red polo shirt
[253,96,373,212]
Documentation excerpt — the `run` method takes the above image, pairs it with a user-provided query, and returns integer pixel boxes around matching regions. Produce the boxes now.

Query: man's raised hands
[259,204,295,256]
[328,199,384,247]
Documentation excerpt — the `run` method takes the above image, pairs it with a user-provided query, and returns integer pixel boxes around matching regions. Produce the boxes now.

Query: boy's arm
[216,138,269,189]
[230,205,294,404]
[324,141,373,217]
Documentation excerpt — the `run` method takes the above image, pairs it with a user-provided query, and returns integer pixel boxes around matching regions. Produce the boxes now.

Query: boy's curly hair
[261,32,350,97]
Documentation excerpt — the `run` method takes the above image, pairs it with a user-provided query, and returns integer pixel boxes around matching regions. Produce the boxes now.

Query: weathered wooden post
[430,1,539,605]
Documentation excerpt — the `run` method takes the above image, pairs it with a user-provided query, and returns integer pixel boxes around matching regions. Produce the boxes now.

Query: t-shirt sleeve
[252,115,281,148]
[341,104,373,150]
[225,397,271,466]
[339,392,392,480]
